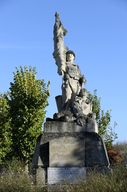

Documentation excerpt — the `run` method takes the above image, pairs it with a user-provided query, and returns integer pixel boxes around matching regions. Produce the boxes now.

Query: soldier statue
[53,12,97,132]
[62,50,85,108]
[53,13,85,109]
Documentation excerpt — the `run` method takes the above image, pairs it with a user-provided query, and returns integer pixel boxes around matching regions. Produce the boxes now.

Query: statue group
[31,13,110,186]
[53,12,97,131]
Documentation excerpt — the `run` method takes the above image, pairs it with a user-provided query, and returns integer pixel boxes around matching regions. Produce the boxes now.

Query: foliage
[0,94,12,164]
[107,147,124,165]
[110,142,127,165]
[8,66,49,163]
[90,90,117,147]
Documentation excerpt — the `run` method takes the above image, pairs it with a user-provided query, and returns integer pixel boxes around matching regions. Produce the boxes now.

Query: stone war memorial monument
[31,13,110,185]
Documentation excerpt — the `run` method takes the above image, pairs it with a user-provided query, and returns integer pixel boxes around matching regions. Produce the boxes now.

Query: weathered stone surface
[44,121,85,133]
[85,132,110,167]
[55,95,62,112]
[31,135,43,167]
[44,121,97,133]
[86,115,98,133]
[49,136,85,167]
[36,167,46,185]
[31,122,110,185]
[32,130,109,169]
[48,167,86,184]
[31,136,49,168]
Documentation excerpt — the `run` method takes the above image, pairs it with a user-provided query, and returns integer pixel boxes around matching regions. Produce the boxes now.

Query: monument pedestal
[31,121,110,185]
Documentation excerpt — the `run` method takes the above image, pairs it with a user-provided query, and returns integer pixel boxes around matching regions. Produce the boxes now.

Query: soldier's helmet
[66,50,75,58]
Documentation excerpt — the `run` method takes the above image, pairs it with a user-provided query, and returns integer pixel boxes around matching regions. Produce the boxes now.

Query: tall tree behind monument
[8,66,49,163]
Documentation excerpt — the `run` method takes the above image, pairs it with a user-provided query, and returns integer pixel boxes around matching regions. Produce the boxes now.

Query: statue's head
[66,50,75,62]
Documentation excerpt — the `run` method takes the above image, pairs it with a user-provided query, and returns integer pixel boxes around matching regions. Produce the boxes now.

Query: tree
[90,90,117,148]
[0,93,12,164]
[8,66,49,163]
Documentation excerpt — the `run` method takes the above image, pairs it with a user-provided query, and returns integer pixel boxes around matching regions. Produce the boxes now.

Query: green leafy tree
[0,93,12,164]
[90,90,117,148]
[9,66,49,163]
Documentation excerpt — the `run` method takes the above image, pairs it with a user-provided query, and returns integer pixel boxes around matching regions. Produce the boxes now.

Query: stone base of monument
[31,121,110,186]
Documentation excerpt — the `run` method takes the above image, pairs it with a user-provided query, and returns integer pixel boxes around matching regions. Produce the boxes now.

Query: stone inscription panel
[48,167,86,184]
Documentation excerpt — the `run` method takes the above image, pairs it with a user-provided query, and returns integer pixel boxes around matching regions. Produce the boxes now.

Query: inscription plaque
[48,167,86,184]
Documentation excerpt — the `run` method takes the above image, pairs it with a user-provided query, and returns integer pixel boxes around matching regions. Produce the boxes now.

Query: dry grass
[0,165,127,192]
[0,143,127,192]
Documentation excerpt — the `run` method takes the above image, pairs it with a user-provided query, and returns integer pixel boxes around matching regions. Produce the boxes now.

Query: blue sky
[0,0,127,142]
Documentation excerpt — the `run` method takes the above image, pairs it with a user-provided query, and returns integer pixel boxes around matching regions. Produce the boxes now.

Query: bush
[112,142,127,166]
[107,147,124,165]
